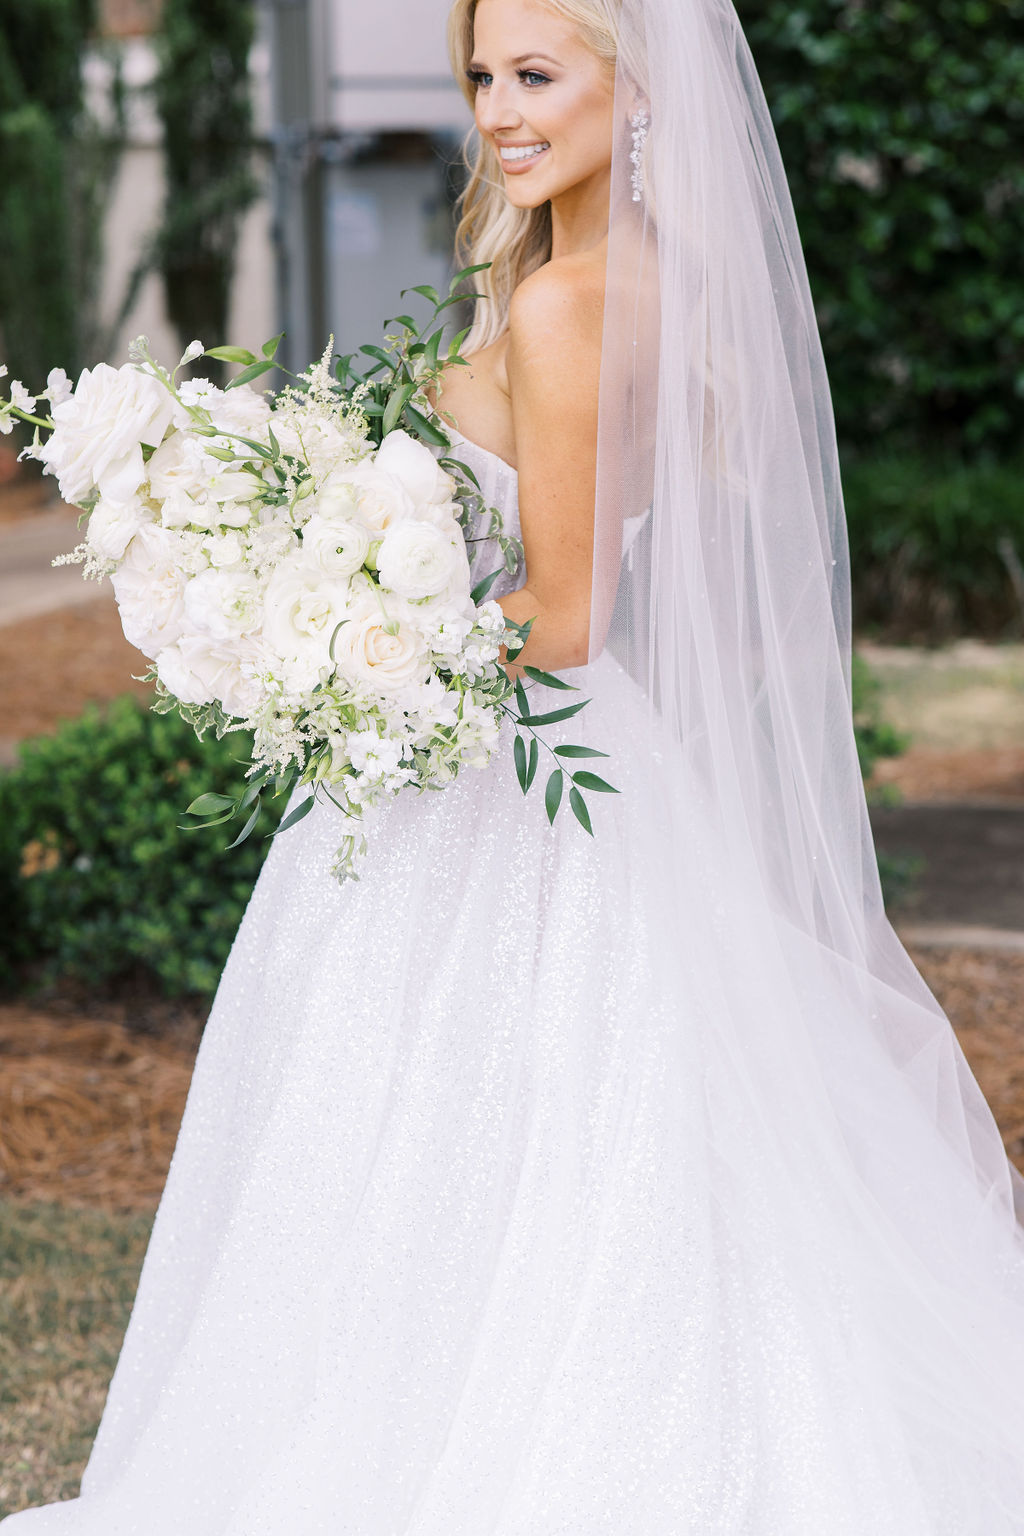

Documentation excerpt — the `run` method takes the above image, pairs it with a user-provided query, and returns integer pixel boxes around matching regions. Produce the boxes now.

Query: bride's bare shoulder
[507,249,606,369]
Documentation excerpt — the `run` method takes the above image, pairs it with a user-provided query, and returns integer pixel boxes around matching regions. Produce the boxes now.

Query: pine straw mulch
[0,945,1021,1217]
[0,1004,203,1213]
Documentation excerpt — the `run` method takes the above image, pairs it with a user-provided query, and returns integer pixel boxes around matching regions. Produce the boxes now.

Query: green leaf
[545,768,564,825]
[270,793,316,838]
[402,402,449,447]
[360,343,394,368]
[225,359,275,390]
[518,699,591,728]
[554,744,610,759]
[523,666,577,691]
[441,456,480,489]
[261,332,284,360]
[526,735,539,791]
[382,380,417,437]
[471,566,504,603]
[569,787,593,835]
[571,771,619,794]
[267,425,281,460]
[385,313,419,332]
[224,801,261,850]
[402,283,441,306]
[514,732,528,794]
[186,792,236,816]
[449,262,491,292]
[514,677,529,719]
[204,345,256,365]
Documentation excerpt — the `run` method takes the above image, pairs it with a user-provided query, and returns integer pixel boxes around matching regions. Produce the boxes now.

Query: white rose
[110,522,189,657]
[40,362,174,504]
[184,566,262,639]
[205,530,246,568]
[375,429,456,506]
[301,512,370,579]
[262,555,352,669]
[376,519,463,600]
[331,596,430,696]
[156,634,265,719]
[85,494,153,562]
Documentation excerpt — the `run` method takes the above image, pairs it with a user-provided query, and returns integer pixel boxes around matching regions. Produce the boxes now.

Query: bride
[6,0,1024,1530]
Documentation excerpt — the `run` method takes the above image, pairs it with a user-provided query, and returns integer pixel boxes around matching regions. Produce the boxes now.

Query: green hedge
[0,698,283,1000]
[737,0,1024,454]
[844,454,1024,640]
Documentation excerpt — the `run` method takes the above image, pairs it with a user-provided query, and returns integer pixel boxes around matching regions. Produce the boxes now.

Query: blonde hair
[447,0,621,348]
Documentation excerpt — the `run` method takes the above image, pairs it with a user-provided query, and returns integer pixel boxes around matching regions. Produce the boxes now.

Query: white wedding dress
[5,434,1024,1535]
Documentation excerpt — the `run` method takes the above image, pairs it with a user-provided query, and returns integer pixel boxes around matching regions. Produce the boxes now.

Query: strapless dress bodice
[445,429,525,601]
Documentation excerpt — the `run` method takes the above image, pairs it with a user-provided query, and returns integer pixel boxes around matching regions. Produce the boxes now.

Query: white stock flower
[375,429,456,506]
[85,494,152,562]
[43,368,73,406]
[10,381,36,414]
[156,634,265,719]
[176,379,271,439]
[184,566,262,639]
[262,554,352,672]
[376,519,462,600]
[39,362,174,504]
[110,522,189,657]
[300,511,370,579]
[330,595,430,696]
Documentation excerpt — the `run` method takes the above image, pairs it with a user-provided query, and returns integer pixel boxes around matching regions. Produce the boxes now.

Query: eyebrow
[468,53,564,68]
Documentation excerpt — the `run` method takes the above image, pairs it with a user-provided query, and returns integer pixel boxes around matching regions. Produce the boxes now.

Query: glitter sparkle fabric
[5,438,1024,1535]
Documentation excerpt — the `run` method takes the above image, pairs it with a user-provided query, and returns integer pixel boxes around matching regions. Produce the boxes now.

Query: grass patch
[0,1200,152,1519]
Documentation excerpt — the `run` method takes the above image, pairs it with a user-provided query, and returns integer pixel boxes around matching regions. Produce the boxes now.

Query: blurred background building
[86,0,471,370]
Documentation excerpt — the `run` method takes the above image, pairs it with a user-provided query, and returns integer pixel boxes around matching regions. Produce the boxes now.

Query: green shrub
[851,649,908,781]
[844,453,1024,640]
[0,697,285,1000]
[737,0,1024,454]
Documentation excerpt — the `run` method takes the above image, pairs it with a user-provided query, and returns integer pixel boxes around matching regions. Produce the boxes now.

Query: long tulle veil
[590,0,1024,1505]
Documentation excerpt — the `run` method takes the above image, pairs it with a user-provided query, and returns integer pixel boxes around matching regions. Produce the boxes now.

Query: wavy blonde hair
[447,0,621,349]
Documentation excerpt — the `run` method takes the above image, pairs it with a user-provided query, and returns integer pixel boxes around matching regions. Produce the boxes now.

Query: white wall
[326,0,470,132]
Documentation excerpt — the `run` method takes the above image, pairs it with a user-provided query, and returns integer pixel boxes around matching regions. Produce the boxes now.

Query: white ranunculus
[334,462,416,537]
[40,363,174,505]
[300,512,370,579]
[85,494,153,562]
[330,595,430,696]
[375,429,456,507]
[314,474,361,523]
[156,634,265,719]
[376,519,462,600]
[262,555,352,670]
[184,566,262,640]
[110,522,189,657]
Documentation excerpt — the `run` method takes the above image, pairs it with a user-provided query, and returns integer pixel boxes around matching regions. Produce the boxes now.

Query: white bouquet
[1,274,615,880]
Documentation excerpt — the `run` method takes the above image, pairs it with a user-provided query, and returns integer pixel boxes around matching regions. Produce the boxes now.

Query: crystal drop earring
[630,106,650,202]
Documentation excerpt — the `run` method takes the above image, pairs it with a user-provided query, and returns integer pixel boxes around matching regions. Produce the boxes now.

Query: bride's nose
[475,82,523,138]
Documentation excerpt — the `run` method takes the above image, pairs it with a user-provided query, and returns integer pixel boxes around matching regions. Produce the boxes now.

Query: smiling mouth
[498,142,551,164]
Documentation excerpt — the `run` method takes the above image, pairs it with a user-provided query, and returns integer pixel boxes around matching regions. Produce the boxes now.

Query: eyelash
[467,68,552,89]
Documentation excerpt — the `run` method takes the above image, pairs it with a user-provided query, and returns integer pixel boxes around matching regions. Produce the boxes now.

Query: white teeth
[499,143,550,162]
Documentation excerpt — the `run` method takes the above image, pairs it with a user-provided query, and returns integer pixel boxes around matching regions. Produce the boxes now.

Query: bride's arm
[499,256,604,673]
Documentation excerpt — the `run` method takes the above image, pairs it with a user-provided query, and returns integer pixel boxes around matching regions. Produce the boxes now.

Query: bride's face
[468,0,616,211]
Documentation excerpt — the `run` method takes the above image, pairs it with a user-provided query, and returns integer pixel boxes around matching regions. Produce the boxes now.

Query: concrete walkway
[0,505,104,627]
